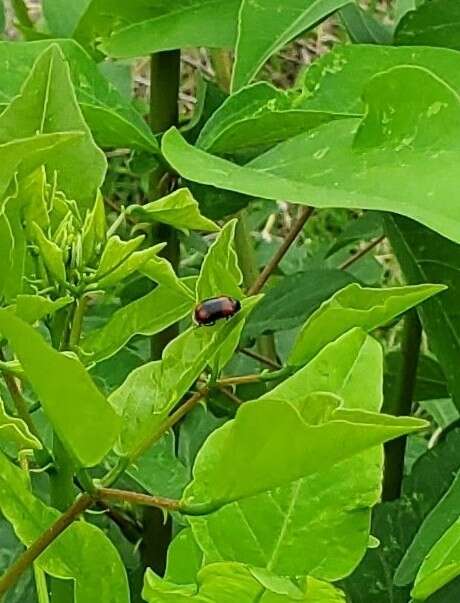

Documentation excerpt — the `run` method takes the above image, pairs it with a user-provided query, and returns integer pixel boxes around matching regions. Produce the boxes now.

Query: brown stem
[0,494,93,598]
[248,206,314,295]
[97,488,182,512]
[128,388,208,462]
[238,347,281,370]
[339,235,385,270]
[218,374,262,387]
[218,386,243,405]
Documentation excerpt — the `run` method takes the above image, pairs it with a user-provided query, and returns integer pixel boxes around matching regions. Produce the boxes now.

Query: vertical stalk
[382,310,422,501]
[149,50,181,361]
[145,50,181,576]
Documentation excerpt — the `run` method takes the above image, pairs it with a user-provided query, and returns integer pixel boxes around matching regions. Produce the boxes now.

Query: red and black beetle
[194,296,241,326]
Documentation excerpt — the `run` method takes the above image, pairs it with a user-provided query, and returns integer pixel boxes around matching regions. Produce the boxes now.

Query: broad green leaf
[0,397,41,451]
[0,40,157,151]
[141,256,196,299]
[14,294,73,323]
[165,528,204,585]
[100,0,240,59]
[385,352,449,403]
[81,191,106,264]
[110,297,260,457]
[189,330,387,580]
[0,44,106,208]
[396,473,460,588]
[232,0,351,91]
[412,517,460,600]
[394,0,423,22]
[395,0,460,51]
[163,63,460,244]
[0,451,129,603]
[0,190,26,302]
[183,393,427,514]
[299,43,460,115]
[0,311,120,466]
[81,281,194,362]
[143,563,345,602]
[386,215,460,409]
[196,82,339,155]
[288,283,444,367]
[128,188,219,233]
[127,430,189,499]
[196,219,243,302]
[339,4,393,44]
[244,269,355,339]
[31,222,67,284]
[420,399,459,429]
[17,166,49,234]
[43,0,91,36]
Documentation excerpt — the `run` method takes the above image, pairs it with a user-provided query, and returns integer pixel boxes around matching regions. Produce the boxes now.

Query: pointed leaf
[128,188,219,233]
[0,39,157,151]
[196,219,243,302]
[31,222,67,284]
[141,256,196,299]
[288,283,445,367]
[395,0,460,51]
[81,280,195,362]
[0,311,120,466]
[232,0,351,91]
[0,44,106,207]
[14,294,73,323]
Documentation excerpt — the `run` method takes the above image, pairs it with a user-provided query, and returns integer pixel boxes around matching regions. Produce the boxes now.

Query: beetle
[194,296,241,326]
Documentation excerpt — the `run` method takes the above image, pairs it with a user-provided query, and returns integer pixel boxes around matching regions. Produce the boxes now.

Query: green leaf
[395,0,460,51]
[385,352,449,403]
[0,451,129,603]
[95,244,164,289]
[165,528,204,585]
[196,219,243,302]
[31,222,67,285]
[0,311,120,467]
[339,4,393,44]
[43,0,92,36]
[183,392,426,514]
[386,215,460,410]
[143,563,346,602]
[0,397,41,452]
[95,235,145,280]
[14,294,73,323]
[163,62,460,244]
[110,297,260,457]
[81,281,194,362]
[0,44,107,208]
[412,517,460,600]
[396,472,460,589]
[0,190,26,302]
[288,283,444,367]
[128,188,219,233]
[127,430,189,499]
[187,330,388,579]
[196,82,339,155]
[232,0,351,91]
[100,0,240,59]
[244,269,356,339]
[141,256,196,299]
[394,0,423,22]
[0,40,157,151]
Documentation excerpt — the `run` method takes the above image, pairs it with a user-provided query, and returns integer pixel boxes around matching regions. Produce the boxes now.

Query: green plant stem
[0,494,93,599]
[382,310,422,501]
[68,295,88,350]
[97,488,182,512]
[248,206,314,295]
